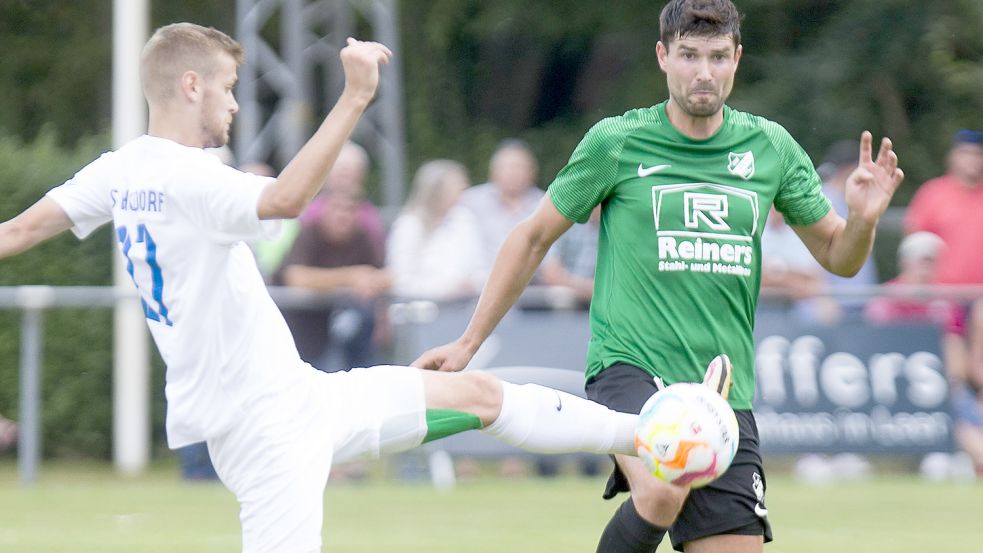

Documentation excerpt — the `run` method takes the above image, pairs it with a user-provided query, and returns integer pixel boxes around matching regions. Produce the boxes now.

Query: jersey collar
[656,101,732,144]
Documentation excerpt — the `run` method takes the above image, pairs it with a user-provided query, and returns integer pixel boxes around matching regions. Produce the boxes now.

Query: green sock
[423,409,482,443]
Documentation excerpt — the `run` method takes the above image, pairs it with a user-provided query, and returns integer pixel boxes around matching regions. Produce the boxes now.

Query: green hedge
[0,131,167,459]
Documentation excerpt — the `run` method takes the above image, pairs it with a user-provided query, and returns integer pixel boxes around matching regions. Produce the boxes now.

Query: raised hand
[339,37,392,104]
[845,131,905,224]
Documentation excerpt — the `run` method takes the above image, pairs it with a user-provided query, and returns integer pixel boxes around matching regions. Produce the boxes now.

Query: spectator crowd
[6,132,978,481]
[244,130,983,479]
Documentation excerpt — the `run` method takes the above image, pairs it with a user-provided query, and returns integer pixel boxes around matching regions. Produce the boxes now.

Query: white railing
[3,283,982,484]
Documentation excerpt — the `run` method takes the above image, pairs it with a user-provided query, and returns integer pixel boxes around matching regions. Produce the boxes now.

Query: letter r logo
[684,192,730,230]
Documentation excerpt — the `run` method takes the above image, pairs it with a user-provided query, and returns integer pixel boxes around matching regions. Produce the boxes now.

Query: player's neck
[664,99,724,140]
[147,109,207,149]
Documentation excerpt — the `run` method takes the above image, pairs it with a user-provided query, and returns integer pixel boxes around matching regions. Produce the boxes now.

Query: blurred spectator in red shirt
[905,129,983,436]
[905,129,983,284]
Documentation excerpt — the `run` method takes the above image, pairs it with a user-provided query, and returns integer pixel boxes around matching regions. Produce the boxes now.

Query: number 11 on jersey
[116,224,173,326]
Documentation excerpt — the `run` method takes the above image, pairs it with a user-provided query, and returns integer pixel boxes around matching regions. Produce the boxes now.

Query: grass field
[1,459,981,552]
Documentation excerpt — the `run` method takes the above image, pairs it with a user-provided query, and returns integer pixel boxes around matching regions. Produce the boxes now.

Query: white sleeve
[45,154,114,239]
[179,159,281,245]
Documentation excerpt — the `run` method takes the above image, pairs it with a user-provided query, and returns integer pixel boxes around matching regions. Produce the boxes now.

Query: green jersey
[549,101,831,410]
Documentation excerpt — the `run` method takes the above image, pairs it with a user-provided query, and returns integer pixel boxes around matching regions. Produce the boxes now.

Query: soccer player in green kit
[414,0,904,551]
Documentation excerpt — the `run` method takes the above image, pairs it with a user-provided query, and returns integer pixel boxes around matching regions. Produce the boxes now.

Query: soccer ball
[635,382,739,488]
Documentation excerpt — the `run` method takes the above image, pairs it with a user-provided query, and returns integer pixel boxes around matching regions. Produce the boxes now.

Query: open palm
[844,131,905,223]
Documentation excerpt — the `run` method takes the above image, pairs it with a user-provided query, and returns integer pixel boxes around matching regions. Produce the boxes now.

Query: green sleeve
[764,122,831,226]
[548,117,628,224]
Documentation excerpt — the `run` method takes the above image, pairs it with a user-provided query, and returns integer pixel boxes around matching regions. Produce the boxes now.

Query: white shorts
[207,364,427,553]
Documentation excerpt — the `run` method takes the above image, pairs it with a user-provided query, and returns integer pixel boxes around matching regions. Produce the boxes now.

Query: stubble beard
[682,91,725,118]
[202,120,231,149]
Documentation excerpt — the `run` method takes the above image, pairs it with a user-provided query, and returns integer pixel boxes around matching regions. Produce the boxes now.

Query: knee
[459,371,503,424]
[629,476,689,525]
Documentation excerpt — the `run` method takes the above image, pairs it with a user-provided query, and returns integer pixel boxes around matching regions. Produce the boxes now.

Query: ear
[656,41,669,73]
[734,44,743,67]
[180,70,202,102]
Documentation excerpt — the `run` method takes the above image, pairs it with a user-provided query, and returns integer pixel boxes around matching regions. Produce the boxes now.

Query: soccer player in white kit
[0,23,639,553]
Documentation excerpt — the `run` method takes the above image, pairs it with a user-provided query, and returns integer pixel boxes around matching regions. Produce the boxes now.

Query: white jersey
[47,135,306,448]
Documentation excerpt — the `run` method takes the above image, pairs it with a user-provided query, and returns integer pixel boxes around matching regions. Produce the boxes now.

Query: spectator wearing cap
[817,140,879,320]
[864,232,962,328]
[905,129,983,285]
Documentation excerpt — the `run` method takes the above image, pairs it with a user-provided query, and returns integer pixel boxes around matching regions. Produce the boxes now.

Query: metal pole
[235,0,261,165]
[282,0,310,163]
[112,0,151,476]
[17,306,44,485]
[373,0,407,213]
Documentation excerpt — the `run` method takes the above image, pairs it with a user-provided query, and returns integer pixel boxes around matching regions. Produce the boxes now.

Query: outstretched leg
[417,369,638,455]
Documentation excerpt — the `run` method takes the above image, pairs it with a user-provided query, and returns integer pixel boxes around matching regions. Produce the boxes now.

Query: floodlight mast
[235,0,407,218]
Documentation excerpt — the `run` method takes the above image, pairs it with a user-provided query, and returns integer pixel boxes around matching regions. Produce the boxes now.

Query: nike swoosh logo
[754,503,769,518]
[555,392,563,412]
[637,163,672,177]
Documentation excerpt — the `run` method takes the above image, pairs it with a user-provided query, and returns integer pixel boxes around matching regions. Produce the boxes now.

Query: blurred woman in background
[387,159,488,301]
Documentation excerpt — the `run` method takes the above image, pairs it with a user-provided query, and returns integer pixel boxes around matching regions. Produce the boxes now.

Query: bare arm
[0,197,74,260]
[791,209,873,277]
[413,193,574,370]
[257,39,391,219]
[792,131,903,276]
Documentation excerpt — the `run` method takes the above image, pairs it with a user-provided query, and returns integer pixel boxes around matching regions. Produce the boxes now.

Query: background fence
[4,284,979,483]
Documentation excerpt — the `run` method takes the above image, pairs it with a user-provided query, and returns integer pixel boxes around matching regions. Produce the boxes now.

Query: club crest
[727,151,755,180]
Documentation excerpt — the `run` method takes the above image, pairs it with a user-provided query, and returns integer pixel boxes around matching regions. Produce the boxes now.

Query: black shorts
[585,363,773,551]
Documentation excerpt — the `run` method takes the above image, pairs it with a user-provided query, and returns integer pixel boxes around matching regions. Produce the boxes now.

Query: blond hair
[405,160,470,234]
[141,23,244,104]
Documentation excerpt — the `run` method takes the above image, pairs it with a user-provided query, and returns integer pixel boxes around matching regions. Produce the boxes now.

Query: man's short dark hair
[660,0,742,49]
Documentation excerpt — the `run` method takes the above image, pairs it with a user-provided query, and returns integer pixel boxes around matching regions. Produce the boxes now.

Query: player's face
[199,53,240,148]
[658,36,741,118]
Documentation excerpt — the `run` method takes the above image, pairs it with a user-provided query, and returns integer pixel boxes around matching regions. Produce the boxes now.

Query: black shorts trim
[585,363,773,549]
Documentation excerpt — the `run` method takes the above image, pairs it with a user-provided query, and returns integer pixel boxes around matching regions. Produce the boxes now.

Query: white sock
[481,382,637,456]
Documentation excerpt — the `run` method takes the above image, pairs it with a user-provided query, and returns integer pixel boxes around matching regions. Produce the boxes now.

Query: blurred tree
[0,0,235,147]
[399,0,983,200]
[736,0,983,204]
[0,132,117,458]
[0,1,112,145]
[3,1,980,199]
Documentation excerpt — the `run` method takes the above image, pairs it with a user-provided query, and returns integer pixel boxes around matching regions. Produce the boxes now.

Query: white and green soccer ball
[635,383,739,488]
